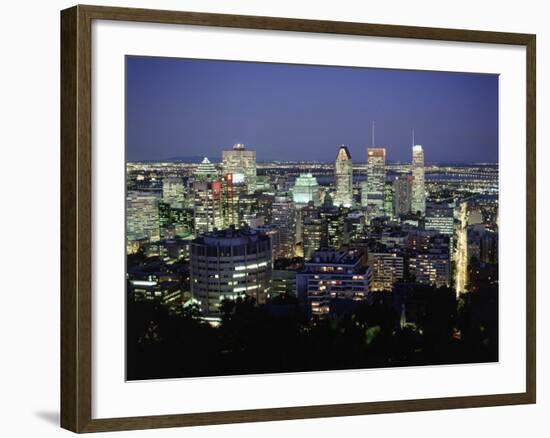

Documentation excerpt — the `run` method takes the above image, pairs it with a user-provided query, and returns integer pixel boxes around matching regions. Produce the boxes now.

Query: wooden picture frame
[61,4,536,433]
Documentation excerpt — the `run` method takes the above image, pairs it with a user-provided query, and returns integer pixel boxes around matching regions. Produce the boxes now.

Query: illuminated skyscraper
[291,173,321,207]
[320,209,345,249]
[158,201,173,239]
[425,202,455,254]
[393,175,413,216]
[343,212,365,244]
[222,143,257,194]
[271,194,297,259]
[192,157,223,235]
[126,191,161,252]
[162,177,185,208]
[360,180,369,208]
[366,147,386,217]
[334,145,353,207]
[302,217,323,259]
[411,145,426,215]
[221,173,247,228]
[192,181,223,235]
[384,181,394,220]
[194,157,218,181]
[171,207,194,238]
[256,193,274,224]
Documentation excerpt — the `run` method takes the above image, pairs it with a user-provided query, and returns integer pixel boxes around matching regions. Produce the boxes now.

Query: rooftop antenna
[372,120,376,146]
[412,128,415,147]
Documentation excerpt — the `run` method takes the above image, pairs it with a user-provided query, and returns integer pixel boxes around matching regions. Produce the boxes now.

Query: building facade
[334,145,353,207]
[366,147,386,217]
[192,157,223,235]
[302,217,323,259]
[194,156,218,181]
[393,175,413,217]
[126,191,161,252]
[409,253,450,288]
[192,180,223,236]
[291,173,321,207]
[271,194,297,259]
[425,202,455,254]
[162,176,185,208]
[189,227,272,316]
[296,249,372,319]
[411,145,426,215]
[222,143,257,194]
[254,224,283,261]
[367,252,404,292]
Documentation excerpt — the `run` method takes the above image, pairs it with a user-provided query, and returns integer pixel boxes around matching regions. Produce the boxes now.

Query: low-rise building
[297,248,372,319]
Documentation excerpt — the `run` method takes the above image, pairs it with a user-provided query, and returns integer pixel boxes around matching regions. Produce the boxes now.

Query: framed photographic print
[60,4,536,433]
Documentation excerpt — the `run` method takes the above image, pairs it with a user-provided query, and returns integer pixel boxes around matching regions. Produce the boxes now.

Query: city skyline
[126,56,499,164]
[126,56,499,380]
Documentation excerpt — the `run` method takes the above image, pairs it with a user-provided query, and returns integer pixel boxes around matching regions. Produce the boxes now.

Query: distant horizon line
[127,158,498,166]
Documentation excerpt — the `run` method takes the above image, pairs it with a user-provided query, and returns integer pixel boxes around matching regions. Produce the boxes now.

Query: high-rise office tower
[384,181,394,220]
[222,143,257,194]
[343,212,365,244]
[360,180,369,208]
[192,181,223,236]
[302,217,323,259]
[192,157,223,236]
[194,157,218,181]
[291,173,321,207]
[411,145,426,215]
[158,201,173,239]
[271,194,297,259]
[393,175,413,217]
[295,201,320,254]
[334,145,353,207]
[170,207,194,238]
[256,193,274,225]
[320,209,345,249]
[221,173,248,228]
[366,147,386,217]
[425,202,455,254]
[126,191,161,252]
[162,177,185,208]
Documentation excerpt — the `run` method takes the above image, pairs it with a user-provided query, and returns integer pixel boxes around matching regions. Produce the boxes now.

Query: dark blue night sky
[126,56,498,164]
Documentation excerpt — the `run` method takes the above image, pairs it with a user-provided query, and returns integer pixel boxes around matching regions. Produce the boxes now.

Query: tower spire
[372,120,376,146]
[412,128,415,147]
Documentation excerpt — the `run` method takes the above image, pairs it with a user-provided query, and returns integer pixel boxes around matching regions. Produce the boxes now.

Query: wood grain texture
[60,4,537,433]
[60,5,78,432]
[525,34,536,404]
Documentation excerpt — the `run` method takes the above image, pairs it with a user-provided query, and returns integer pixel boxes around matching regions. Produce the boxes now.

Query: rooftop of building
[273,257,305,270]
[306,248,364,266]
[193,225,271,246]
[194,157,218,177]
[367,147,386,158]
[336,145,352,161]
[293,173,319,186]
[155,238,193,245]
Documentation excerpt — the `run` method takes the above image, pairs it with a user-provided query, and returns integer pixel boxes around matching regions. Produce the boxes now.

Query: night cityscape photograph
[125,56,499,381]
